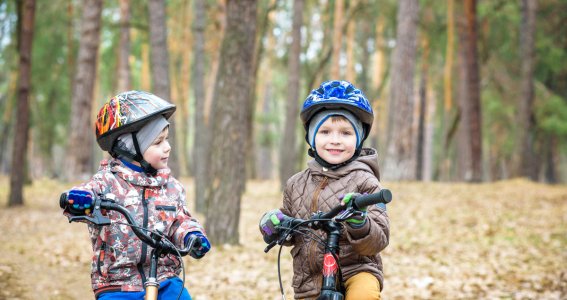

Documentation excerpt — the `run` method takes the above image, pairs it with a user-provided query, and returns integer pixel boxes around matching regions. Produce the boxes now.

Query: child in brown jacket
[260,80,390,300]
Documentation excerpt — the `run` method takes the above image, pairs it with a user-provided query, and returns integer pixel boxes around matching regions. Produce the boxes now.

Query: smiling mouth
[326,149,344,155]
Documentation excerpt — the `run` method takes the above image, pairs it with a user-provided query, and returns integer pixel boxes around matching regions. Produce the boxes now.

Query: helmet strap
[131,133,158,176]
[307,147,362,171]
[110,133,158,176]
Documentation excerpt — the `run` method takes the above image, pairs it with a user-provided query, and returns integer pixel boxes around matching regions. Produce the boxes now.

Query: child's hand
[259,209,286,244]
[340,193,368,225]
[66,189,95,215]
[186,232,210,259]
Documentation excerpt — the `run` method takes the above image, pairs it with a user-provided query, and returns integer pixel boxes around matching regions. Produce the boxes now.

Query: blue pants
[97,277,192,300]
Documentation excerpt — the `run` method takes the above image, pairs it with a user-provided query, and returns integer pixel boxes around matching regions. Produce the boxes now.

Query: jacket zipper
[97,241,107,277]
[308,177,328,275]
[136,187,148,284]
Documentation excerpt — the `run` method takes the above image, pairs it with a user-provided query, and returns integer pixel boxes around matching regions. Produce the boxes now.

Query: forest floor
[0,177,566,300]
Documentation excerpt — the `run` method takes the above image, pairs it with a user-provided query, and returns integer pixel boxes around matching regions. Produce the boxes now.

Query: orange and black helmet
[95,90,176,152]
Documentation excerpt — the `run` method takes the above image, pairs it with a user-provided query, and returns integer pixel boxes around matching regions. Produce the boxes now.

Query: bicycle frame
[265,189,392,300]
[61,193,197,300]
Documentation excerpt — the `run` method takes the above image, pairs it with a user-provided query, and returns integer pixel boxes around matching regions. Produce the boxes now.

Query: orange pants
[344,272,381,300]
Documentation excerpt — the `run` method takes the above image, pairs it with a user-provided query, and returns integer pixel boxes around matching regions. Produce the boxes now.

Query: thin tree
[518,0,538,180]
[8,0,35,206]
[463,0,482,182]
[192,0,209,213]
[148,0,180,176]
[330,0,344,79]
[65,0,103,181]
[279,0,303,189]
[116,0,131,92]
[383,0,419,181]
[205,0,257,245]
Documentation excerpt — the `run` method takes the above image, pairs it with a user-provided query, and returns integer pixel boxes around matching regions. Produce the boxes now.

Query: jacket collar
[100,158,170,187]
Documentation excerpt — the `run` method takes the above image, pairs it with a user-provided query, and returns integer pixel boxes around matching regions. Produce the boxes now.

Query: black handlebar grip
[60,192,68,209]
[353,189,392,210]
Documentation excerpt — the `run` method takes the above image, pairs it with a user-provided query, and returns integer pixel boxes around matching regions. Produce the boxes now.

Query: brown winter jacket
[281,148,389,299]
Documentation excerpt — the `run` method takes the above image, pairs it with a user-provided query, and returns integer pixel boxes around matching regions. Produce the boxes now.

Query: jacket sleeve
[343,173,390,256]
[279,182,296,246]
[168,184,207,249]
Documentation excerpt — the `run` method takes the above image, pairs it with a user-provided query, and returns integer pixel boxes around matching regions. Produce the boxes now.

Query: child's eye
[342,131,353,135]
[319,130,330,134]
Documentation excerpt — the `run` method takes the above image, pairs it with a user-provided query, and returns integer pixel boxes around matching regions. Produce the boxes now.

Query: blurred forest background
[1,0,566,244]
[1,1,566,299]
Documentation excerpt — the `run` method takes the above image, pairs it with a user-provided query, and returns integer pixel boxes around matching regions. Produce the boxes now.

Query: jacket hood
[100,158,170,187]
[307,147,380,180]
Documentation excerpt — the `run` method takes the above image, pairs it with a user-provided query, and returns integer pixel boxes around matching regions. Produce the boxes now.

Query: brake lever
[334,207,357,223]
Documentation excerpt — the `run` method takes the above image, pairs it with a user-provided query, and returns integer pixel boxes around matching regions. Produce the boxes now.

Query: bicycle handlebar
[60,192,195,257]
[320,189,392,220]
[265,189,392,253]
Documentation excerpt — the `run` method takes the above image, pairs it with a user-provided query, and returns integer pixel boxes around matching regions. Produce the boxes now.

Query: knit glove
[340,193,367,226]
[66,189,95,215]
[259,209,286,244]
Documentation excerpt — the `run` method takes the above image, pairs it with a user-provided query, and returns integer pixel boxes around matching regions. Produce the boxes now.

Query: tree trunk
[8,0,35,206]
[444,0,455,112]
[464,0,482,182]
[65,0,102,181]
[117,0,131,92]
[416,37,430,181]
[518,0,538,180]
[330,0,344,79]
[279,0,303,188]
[345,0,357,83]
[383,0,419,181]
[205,0,256,245]
[456,13,472,181]
[257,81,275,180]
[148,0,179,176]
[192,0,209,213]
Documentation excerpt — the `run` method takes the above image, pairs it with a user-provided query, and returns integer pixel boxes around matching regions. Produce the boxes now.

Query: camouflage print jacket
[281,148,390,299]
[64,159,206,297]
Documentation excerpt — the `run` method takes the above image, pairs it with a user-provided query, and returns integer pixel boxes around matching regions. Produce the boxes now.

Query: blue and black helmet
[300,80,374,141]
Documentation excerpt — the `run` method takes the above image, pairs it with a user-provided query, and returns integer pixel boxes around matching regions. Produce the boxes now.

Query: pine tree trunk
[330,0,344,79]
[192,0,210,213]
[205,0,256,245]
[279,0,303,188]
[148,0,180,176]
[463,0,482,182]
[518,0,538,180]
[456,13,472,181]
[383,0,419,181]
[117,0,131,92]
[65,0,102,181]
[8,0,35,206]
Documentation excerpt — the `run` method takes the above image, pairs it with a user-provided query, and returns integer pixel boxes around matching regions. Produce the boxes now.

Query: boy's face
[314,117,357,165]
[143,127,171,170]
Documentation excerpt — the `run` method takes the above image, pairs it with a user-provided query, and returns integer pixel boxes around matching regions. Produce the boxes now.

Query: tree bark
[192,0,210,214]
[117,0,131,92]
[330,0,344,79]
[65,0,102,181]
[463,0,482,182]
[518,0,538,180]
[205,0,256,245]
[148,0,180,176]
[279,0,303,188]
[8,0,35,206]
[383,0,419,181]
